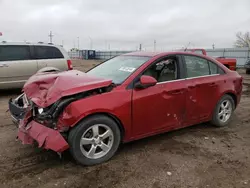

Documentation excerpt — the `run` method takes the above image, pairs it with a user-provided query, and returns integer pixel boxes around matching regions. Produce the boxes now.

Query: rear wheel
[246,69,250,74]
[210,94,235,127]
[68,115,121,166]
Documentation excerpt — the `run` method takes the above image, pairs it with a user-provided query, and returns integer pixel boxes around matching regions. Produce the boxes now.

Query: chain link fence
[69,48,250,67]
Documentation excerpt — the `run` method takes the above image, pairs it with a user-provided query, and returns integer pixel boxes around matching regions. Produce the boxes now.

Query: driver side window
[142,57,178,83]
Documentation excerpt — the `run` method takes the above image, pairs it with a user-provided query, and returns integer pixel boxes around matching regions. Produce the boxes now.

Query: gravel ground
[0,61,250,188]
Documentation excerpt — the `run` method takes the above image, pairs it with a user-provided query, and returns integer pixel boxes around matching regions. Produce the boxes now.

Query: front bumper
[18,120,69,152]
[9,94,69,153]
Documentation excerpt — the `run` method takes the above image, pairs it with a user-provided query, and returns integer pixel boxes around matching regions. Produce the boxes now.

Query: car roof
[0,41,62,48]
[0,41,70,59]
[123,51,163,57]
[122,51,206,57]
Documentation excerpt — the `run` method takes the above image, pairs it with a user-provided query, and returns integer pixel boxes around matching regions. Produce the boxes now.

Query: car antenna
[184,42,191,51]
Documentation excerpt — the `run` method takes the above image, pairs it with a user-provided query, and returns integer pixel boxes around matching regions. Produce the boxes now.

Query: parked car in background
[0,42,73,89]
[184,48,237,71]
[244,59,250,74]
[9,51,242,166]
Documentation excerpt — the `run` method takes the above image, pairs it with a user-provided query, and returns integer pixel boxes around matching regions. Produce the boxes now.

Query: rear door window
[0,45,31,61]
[208,61,225,75]
[184,55,225,78]
[218,67,225,74]
[34,46,64,59]
[184,55,210,78]
[208,61,218,74]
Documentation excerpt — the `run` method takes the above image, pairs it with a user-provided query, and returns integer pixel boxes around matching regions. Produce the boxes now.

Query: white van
[0,42,73,89]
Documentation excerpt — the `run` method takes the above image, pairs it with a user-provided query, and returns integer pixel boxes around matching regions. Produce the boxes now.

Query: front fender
[57,89,132,140]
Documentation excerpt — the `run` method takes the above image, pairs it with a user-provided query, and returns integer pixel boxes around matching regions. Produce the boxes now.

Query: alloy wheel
[80,124,114,159]
[218,99,232,123]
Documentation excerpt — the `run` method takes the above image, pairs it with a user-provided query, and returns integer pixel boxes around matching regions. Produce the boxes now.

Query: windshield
[86,55,150,84]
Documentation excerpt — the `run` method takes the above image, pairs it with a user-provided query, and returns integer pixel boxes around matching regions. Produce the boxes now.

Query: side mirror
[135,75,157,89]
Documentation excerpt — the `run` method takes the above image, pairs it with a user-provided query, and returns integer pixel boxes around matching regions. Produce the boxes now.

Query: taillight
[67,60,73,70]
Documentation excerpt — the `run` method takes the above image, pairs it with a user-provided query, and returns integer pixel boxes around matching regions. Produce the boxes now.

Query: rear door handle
[208,82,216,86]
[167,89,184,95]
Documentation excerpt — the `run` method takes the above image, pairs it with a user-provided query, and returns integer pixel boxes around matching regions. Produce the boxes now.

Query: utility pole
[154,40,156,51]
[212,43,215,50]
[88,37,93,50]
[77,37,80,50]
[139,44,142,51]
[48,31,54,43]
[62,40,64,46]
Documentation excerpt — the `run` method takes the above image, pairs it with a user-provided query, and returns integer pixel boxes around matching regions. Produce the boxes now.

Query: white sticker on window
[119,67,136,72]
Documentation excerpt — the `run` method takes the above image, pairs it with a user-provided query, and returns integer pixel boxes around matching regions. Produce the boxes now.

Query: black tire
[68,115,121,166]
[210,94,235,127]
[246,69,250,74]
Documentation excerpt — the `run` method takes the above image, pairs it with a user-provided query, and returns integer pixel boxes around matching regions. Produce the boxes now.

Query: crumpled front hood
[23,70,112,108]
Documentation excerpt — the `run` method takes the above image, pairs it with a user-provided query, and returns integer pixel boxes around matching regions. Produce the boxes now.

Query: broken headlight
[37,108,44,114]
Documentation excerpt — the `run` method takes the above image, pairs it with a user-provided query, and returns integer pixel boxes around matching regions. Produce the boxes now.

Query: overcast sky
[0,0,249,51]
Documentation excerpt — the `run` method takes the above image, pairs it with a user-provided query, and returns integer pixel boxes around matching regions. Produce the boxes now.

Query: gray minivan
[0,42,72,89]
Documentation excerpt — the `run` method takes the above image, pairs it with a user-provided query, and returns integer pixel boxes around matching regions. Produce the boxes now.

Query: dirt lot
[0,60,250,188]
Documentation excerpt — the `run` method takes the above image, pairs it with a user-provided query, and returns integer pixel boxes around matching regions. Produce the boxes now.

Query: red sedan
[9,51,243,166]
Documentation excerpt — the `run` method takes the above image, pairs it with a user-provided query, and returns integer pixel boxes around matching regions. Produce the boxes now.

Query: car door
[182,55,225,125]
[0,53,8,84]
[131,55,187,137]
[0,45,38,88]
[34,45,68,71]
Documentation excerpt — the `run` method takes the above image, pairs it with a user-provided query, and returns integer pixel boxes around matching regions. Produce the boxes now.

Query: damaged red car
[9,51,243,166]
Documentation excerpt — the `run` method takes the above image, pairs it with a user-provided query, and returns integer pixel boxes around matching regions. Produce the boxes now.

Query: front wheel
[210,94,235,127]
[246,69,250,74]
[68,115,121,166]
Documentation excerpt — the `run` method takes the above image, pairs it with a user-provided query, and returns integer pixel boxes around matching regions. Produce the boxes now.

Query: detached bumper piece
[18,120,69,153]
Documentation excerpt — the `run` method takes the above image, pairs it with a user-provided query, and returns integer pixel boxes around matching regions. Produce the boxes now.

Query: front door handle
[188,85,196,89]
